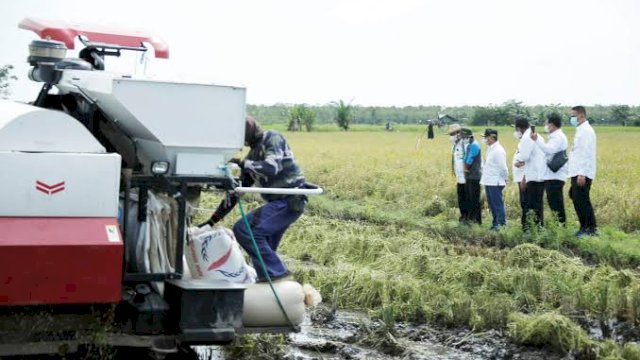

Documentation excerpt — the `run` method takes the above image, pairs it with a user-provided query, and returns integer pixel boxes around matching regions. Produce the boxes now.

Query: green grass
[275,214,640,358]
[223,334,287,359]
[199,126,640,358]
[283,129,640,233]
[304,196,640,269]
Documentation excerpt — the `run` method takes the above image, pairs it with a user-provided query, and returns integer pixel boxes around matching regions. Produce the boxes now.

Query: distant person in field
[514,117,546,229]
[530,113,569,224]
[201,116,308,282]
[449,124,470,222]
[462,127,482,224]
[427,120,434,139]
[568,106,597,237]
[479,129,508,230]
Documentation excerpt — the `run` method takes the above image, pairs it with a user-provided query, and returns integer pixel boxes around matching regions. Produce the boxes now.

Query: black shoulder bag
[547,150,568,172]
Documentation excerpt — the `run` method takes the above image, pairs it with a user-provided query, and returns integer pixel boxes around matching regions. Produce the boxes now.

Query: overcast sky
[1,0,638,106]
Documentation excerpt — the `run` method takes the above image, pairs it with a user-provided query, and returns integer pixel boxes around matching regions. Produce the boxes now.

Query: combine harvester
[0,18,321,358]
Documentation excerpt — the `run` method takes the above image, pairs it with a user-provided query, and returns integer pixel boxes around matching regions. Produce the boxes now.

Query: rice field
[204,125,640,358]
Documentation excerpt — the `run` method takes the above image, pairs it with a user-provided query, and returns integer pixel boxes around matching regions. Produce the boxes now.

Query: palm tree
[333,100,353,131]
[288,104,316,132]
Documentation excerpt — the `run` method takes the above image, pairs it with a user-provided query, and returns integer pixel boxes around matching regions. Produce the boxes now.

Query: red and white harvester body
[0,18,279,358]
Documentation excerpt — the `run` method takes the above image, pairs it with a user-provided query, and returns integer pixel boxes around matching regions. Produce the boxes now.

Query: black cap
[482,128,498,138]
[460,128,473,138]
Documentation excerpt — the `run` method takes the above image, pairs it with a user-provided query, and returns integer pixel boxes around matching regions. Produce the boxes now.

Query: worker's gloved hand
[197,214,221,228]
[229,158,244,169]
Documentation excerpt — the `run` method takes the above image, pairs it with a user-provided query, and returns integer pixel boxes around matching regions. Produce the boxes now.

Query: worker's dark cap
[460,128,473,137]
[481,128,498,138]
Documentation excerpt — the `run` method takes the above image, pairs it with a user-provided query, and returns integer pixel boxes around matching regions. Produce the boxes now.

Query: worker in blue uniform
[201,116,307,282]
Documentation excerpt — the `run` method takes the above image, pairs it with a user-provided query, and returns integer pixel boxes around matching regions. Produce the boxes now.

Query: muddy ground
[197,308,568,360]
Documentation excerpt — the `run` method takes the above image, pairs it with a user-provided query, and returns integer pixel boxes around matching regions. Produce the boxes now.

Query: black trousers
[457,180,481,224]
[545,180,566,224]
[524,181,545,229]
[518,183,527,228]
[570,176,597,232]
[457,183,468,221]
[466,180,482,224]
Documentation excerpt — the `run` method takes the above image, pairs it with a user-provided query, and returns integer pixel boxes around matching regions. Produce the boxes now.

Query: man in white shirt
[568,106,597,236]
[480,129,508,230]
[531,113,569,224]
[449,124,468,223]
[512,145,527,228]
[514,117,547,229]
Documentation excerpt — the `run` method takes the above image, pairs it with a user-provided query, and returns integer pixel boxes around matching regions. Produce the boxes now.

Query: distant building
[427,114,459,128]
[438,114,458,125]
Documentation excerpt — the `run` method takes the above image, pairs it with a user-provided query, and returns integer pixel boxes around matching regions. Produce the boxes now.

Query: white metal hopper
[56,70,246,176]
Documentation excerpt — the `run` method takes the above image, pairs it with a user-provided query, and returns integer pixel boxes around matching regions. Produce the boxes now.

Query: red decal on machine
[36,181,66,195]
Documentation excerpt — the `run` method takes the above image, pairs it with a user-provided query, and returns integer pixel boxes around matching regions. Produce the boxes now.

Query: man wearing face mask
[480,129,508,230]
[514,117,546,229]
[449,124,470,222]
[462,128,482,224]
[531,113,568,224]
[568,106,597,237]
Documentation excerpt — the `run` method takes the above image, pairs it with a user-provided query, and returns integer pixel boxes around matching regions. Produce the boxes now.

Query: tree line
[249,100,640,131]
[1,65,637,130]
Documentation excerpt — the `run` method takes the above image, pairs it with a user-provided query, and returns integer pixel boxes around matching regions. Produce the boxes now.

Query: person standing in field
[530,113,569,224]
[480,129,508,230]
[462,127,482,224]
[449,124,469,223]
[568,106,597,237]
[514,117,546,229]
[427,120,435,139]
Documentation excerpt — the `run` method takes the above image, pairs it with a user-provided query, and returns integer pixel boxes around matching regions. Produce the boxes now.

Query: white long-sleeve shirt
[517,128,546,183]
[568,121,597,179]
[480,141,508,186]
[535,129,569,181]
[512,146,524,183]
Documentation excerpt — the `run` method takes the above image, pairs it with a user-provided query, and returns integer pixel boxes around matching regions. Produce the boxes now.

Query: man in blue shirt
[462,128,482,224]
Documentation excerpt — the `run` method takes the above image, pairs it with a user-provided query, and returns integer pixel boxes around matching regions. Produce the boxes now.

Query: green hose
[237,198,298,330]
